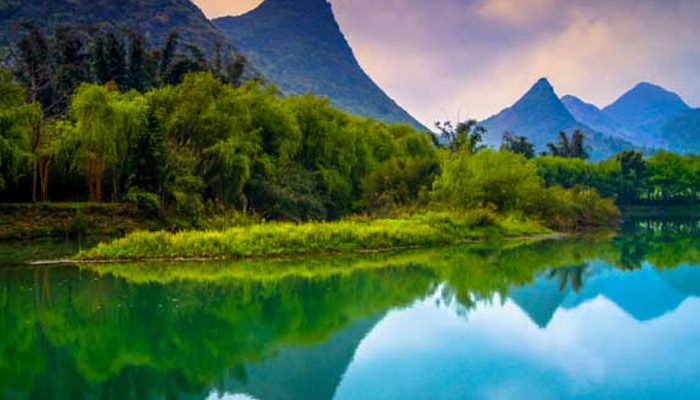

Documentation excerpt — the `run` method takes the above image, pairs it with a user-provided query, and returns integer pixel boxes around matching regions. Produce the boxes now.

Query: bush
[432,150,619,230]
[126,188,161,217]
[537,186,620,231]
[432,150,544,213]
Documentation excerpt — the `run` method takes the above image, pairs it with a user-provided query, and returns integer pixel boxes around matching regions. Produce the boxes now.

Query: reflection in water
[2,218,700,399]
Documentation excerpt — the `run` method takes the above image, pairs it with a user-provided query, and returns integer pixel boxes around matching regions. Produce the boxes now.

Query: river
[1,218,699,399]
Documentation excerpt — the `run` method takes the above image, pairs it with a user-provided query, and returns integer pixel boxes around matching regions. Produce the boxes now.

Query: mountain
[661,109,700,153]
[480,78,632,160]
[0,0,236,60]
[226,316,381,400]
[213,0,426,130]
[511,263,698,328]
[603,82,691,148]
[561,95,636,143]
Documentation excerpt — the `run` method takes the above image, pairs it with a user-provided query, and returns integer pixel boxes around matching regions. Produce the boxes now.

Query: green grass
[77,210,551,261]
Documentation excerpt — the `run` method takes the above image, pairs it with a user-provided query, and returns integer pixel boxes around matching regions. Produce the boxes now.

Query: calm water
[2,219,700,399]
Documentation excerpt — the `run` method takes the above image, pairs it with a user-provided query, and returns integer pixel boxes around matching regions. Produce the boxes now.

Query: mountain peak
[512,77,566,113]
[214,0,426,130]
[480,77,633,159]
[603,82,690,146]
[534,77,554,88]
[525,78,555,96]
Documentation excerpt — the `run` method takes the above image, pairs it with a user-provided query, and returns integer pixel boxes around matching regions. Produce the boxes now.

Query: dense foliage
[0,67,439,224]
[2,25,695,239]
[535,150,700,206]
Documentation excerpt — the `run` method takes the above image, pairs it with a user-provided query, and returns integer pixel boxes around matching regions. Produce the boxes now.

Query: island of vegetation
[2,25,699,261]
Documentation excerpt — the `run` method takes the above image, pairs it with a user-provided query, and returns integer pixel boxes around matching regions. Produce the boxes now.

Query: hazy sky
[194,0,700,125]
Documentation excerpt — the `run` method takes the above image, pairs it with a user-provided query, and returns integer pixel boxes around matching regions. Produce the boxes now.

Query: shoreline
[74,212,561,263]
[31,232,567,266]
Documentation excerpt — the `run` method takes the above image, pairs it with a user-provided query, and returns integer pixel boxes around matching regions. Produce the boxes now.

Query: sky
[193,0,700,125]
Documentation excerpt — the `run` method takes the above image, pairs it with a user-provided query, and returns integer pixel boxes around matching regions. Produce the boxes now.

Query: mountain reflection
[2,218,700,399]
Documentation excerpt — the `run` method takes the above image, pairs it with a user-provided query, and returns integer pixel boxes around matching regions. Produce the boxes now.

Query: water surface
[1,219,700,399]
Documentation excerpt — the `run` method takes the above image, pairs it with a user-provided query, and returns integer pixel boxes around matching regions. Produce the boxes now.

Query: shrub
[432,150,619,230]
[126,188,161,217]
[432,150,545,213]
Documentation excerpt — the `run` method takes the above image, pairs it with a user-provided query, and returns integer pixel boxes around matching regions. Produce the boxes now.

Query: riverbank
[77,211,552,261]
[0,203,154,240]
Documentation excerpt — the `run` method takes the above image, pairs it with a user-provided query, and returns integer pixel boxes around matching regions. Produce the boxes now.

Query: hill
[480,78,632,160]
[213,0,426,130]
[0,0,236,60]
[561,95,635,143]
[662,109,700,153]
[603,82,691,148]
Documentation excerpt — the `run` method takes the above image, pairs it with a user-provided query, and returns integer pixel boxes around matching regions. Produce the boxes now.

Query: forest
[1,24,698,244]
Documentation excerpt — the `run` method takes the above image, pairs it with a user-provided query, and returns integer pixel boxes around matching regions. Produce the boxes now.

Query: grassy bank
[77,211,552,261]
[0,203,156,240]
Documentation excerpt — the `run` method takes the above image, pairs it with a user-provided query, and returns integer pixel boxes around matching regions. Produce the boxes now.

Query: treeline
[4,24,683,232]
[0,23,246,203]
[486,126,700,207]
[0,69,440,224]
[1,65,620,230]
[536,151,700,206]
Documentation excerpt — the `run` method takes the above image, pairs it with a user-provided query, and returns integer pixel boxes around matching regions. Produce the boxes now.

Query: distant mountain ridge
[213,0,427,130]
[602,82,691,148]
[561,95,636,143]
[480,78,633,160]
[482,76,699,157]
[662,109,700,153]
[509,264,700,328]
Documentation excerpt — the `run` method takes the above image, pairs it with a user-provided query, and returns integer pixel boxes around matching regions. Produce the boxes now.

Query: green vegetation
[78,211,550,261]
[0,24,621,253]
[432,149,619,231]
[535,150,700,206]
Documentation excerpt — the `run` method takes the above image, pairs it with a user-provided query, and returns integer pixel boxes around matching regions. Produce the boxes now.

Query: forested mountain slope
[214,0,426,130]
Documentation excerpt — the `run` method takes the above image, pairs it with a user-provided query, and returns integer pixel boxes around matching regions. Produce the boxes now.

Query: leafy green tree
[501,132,535,159]
[545,130,590,160]
[435,120,486,154]
[646,152,695,203]
[60,84,148,202]
[0,70,39,191]
[432,150,544,213]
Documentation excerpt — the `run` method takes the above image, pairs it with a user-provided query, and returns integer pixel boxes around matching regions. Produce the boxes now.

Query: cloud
[476,0,560,26]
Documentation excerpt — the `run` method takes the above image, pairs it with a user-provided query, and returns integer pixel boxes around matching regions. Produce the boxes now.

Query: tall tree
[546,130,590,159]
[0,69,40,192]
[105,31,127,88]
[159,30,179,81]
[12,23,52,202]
[435,120,486,154]
[127,32,147,91]
[501,132,535,159]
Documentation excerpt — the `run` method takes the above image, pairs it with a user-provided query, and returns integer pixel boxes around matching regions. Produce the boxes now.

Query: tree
[127,31,147,91]
[61,84,147,202]
[432,150,544,213]
[435,120,486,154]
[545,130,590,159]
[501,132,535,159]
[52,25,88,114]
[12,23,52,202]
[0,70,40,192]
[159,30,179,81]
